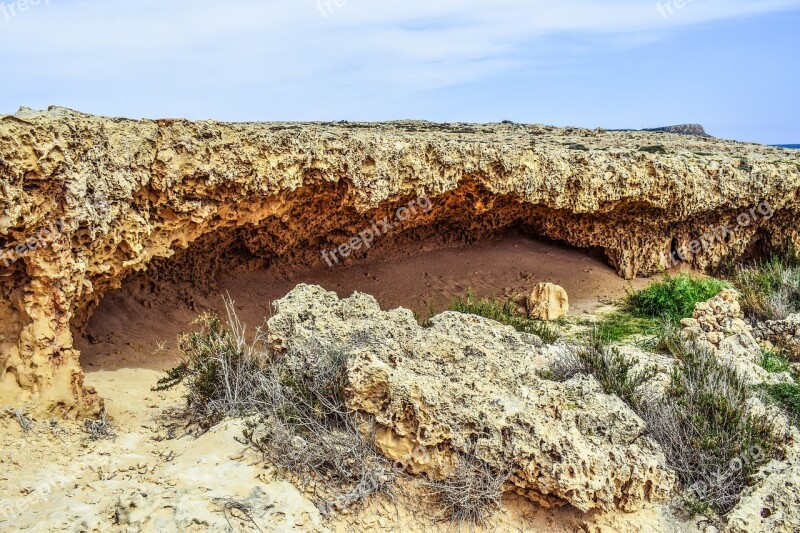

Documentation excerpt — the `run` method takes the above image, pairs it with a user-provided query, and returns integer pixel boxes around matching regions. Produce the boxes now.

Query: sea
[773,144,800,149]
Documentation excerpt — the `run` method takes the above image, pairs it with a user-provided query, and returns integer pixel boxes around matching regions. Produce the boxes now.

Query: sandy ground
[2,235,695,532]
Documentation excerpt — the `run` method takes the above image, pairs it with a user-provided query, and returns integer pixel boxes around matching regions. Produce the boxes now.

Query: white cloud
[1,0,799,118]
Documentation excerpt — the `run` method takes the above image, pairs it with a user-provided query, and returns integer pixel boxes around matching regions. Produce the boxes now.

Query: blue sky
[1,0,798,143]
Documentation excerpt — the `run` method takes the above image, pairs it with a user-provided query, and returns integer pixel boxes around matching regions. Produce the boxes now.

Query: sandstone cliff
[1,106,799,414]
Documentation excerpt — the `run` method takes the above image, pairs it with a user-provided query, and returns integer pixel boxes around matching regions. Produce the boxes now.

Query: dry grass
[421,453,511,526]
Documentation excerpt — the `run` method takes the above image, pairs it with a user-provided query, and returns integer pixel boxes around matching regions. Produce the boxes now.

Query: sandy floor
[77,233,650,373]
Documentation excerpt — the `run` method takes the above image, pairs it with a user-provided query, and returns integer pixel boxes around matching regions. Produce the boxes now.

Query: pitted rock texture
[726,428,800,533]
[754,314,800,359]
[680,290,793,385]
[266,284,675,513]
[1,106,800,413]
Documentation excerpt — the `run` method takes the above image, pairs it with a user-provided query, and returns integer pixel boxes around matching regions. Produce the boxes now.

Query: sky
[1,0,799,144]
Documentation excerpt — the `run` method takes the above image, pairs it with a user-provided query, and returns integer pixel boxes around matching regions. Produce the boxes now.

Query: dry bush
[243,336,397,517]
[421,453,511,526]
[641,326,779,515]
[83,408,116,441]
[547,330,658,406]
[153,297,266,426]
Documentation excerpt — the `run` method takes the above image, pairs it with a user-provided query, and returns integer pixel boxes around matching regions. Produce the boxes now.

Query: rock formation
[527,282,569,321]
[267,284,676,512]
[680,290,794,386]
[1,106,799,414]
[644,124,710,137]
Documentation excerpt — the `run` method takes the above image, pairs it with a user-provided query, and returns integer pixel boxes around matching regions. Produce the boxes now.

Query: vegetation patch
[761,348,792,374]
[763,383,800,427]
[731,250,800,321]
[567,143,590,151]
[596,274,727,343]
[639,145,667,154]
[421,453,510,527]
[548,331,658,405]
[448,290,559,343]
[642,328,779,515]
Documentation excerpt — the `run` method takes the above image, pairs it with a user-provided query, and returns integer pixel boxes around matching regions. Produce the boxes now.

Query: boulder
[527,282,569,321]
[267,284,675,513]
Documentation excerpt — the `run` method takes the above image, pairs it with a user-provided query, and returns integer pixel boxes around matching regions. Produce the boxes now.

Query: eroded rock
[267,284,675,513]
[1,107,799,414]
[680,290,793,385]
[527,282,569,321]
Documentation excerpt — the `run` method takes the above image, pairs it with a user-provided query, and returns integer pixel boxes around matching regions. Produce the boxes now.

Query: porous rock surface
[266,284,675,513]
[680,289,793,385]
[1,106,800,414]
[725,428,800,533]
[754,314,800,359]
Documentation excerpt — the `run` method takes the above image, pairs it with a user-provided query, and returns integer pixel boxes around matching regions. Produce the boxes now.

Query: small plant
[763,383,800,426]
[568,143,590,151]
[153,297,265,427]
[548,330,658,406]
[760,349,791,374]
[627,274,728,323]
[641,327,779,514]
[83,409,116,441]
[639,145,667,154]
[448,289,559,343]
[421,453,510,526]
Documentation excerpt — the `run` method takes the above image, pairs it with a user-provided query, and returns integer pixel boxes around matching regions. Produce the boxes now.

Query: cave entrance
[74,227,648,376]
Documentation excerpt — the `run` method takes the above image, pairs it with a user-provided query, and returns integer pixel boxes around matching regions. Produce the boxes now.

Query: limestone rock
[1,107,799,414]
[754,314,800,359]
[680,290,793,386]
[527,282,569,321]
[267,284,675,513]
[726,429,800,533]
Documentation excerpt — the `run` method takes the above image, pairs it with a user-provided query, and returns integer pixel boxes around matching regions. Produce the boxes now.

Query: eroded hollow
[75,224,649,375]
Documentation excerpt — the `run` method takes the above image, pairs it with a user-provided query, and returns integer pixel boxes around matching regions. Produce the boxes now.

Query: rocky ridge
[1,106,799,413]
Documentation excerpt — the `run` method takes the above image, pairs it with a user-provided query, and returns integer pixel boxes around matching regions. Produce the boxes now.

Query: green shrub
[642,328,779,515]
[595,275,727,343]
[448,290,559,343]
[548,330,658,406]
[627,274,728,322]
[761,349,791,374]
